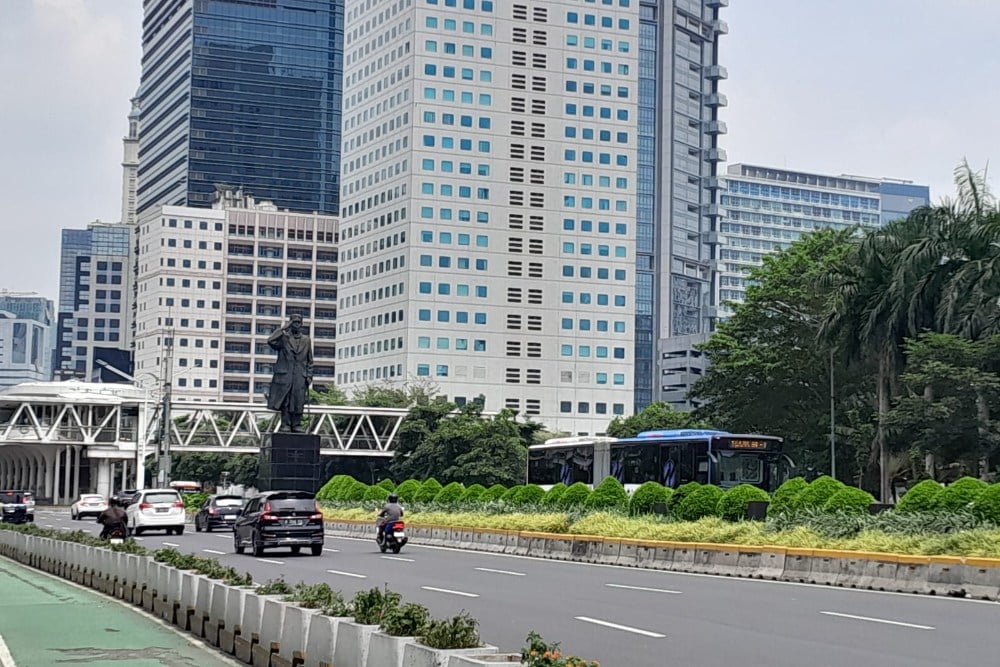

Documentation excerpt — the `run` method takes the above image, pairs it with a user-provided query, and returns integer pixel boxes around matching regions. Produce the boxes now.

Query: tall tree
[606,402,707,438]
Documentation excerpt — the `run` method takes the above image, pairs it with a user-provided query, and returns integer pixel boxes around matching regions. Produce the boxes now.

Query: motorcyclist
[98,497,128,539]
[376,494,404,543]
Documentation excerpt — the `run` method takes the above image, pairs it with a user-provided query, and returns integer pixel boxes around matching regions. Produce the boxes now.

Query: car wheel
[205,523,213,533]
[290,546,301,555]
[71,510,77,521]
[234,532,245,555]
[252,532,265,557]
[195,517,202,532]
[134,526,144,536]
[175,526,184,536]
[310,545,323,557]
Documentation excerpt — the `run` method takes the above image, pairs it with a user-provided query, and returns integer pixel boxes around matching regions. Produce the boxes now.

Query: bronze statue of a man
[266,315,313,432]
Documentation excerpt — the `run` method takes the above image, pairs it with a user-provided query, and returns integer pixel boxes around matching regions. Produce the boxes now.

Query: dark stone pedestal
[258,432,321,493]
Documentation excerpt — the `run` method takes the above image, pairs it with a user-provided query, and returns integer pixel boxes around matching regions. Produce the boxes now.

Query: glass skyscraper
[718,164,931,312]
[137,0,344,216]
[637,0,728,410]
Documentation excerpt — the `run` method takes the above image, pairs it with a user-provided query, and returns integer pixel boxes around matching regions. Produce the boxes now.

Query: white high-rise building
[336,0,639,434]
[133,190,339,402]
[121,95,140,227]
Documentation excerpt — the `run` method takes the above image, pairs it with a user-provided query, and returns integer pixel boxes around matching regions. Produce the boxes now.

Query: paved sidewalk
[0,557,237,666]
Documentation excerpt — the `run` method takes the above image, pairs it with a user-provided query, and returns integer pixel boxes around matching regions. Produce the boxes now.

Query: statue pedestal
[258,433,322,493]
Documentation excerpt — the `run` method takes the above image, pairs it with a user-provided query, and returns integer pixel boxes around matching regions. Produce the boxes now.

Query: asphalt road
[34,509,1000,667]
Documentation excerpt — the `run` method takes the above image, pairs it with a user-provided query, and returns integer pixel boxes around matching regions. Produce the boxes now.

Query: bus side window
[694,442,709,484]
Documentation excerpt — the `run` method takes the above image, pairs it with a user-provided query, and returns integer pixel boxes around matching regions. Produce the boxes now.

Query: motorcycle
[376,518,408,554]
[102,523,126,545]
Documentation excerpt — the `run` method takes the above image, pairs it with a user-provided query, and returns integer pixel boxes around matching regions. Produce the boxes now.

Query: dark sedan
[0,491,31,524]
[233,490,324,556]
[193,495,245,532]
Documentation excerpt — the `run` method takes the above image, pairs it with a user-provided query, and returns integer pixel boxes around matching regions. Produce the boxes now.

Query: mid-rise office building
[54,223,132,380]
[718,163,931,311]
[133,190,338,402]
[336,0,640,434]
[136,0,344,216]
[638,0,728,411]
[0,291,54,390]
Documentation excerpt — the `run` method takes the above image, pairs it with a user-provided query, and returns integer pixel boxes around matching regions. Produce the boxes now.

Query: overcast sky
[0,0,997,304]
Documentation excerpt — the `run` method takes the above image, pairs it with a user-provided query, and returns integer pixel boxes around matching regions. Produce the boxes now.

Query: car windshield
[215,497,243,507]
[143,492,179,504]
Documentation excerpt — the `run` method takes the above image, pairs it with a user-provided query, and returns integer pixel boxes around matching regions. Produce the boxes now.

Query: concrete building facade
[0,292,54,391]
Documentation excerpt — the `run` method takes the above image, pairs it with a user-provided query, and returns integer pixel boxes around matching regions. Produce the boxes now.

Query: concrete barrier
[365,631,415,667]
[304,615,347,667]
[471,529,507,553]
[895,556,931,595]
[511,532,532,557]
[926,556,967,597]
[671,544,697,572]
[960,558,1000,600]
[430,527,450,547]
[649,545,675,570]
[596,538,622,566]
[782,549,814,583]
[333,621,378,667]
[279,604,315,664]
[501,531,520,555]
[807,551,847,586]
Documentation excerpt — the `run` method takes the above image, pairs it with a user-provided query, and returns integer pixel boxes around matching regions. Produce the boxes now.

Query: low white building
[0,292,53,391]
[133,189,338,402]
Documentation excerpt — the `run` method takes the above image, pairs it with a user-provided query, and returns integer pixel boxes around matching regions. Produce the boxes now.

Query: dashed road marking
[575,616,666,638]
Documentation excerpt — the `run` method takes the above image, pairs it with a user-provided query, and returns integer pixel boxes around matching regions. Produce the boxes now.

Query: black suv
[0,491,31,524]
[194,495,244,532]
[233,490,324,556]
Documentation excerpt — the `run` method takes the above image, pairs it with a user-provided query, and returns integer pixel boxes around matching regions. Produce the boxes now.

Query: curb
[323,519,1000,600]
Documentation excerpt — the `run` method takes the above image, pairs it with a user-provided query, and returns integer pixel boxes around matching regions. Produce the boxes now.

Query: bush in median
[515,484,547,506]
[363,485,391,503]
[895,479,944,513]
[542,483,568,507]
[971,484,1000,523]
[482,484,508,502]
[460,484,487,503]
[768,477,809,516]
[394,479,422,503]
[420,611,481,650]
[717,484,770,522]
[502,485,525,504]
[414,479,443,503]
[668,481,702,512]
[675,484,724,521]
[793,476,845,511]
[377,478,396,492]
[823,487,876,516]
[585,476,628,512]
[629,481,672,516]
[936,477,989,512]
[559,482,592,508]
[434,482,466,504]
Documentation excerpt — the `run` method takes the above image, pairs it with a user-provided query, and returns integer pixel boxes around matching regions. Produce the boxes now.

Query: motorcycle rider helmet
[387,493,399,503]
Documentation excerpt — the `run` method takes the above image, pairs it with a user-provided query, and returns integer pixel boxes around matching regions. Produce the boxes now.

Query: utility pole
[159,327,175,486]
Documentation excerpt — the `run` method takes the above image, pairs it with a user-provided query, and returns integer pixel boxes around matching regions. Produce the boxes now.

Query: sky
[0,0,998,305]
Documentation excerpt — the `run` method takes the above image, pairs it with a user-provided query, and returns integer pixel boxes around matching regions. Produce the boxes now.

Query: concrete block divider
[333,620,379,667]
[781,548,815,583]
[926,556,967,597]
[960,557,1000,600]
[895,555,932,595]
[304,615,350,667]
[671,544,697,572]
[364,631,416,667]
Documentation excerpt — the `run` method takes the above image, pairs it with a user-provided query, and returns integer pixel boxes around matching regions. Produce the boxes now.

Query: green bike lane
[0,557,238,667]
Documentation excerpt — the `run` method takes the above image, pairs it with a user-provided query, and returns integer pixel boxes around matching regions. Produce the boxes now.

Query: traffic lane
[33,512,1000,666]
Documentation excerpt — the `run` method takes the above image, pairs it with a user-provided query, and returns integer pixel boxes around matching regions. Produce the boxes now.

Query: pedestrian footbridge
[0,381,407,503]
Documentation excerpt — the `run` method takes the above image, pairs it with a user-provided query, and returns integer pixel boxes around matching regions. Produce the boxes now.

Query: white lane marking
[820,611,935,630]
[421,586,479,598]
[381,556,415,562]
[327,569,367,579]
[215,534,231,540]
[605,583,682,595]
[0,632,17,667]
[575,616,666,638]
[323,548,340,553]
[475,567,526,577]
[324,535,1000,607]
[202,549,226,555]
[257,559,285,565]
[162,542,180,547]
[44,525,54,529]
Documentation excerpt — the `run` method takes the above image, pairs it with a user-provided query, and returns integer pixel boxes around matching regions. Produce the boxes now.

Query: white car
[71,494,107,520]
[125,488,185,536]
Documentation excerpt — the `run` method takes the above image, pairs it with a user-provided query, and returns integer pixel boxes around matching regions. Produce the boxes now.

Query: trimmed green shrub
[936,477,989,512]
[541,483,568,507]
[414,479,443,503]
[793,476,845,510]
[376,478,396,492]
[501,485,525,504]
[895,479,944,513]
[675,484,724,521]
[482,484,508,502]
[668,481,702,511]
[768,477,809,516]
[394,479,422,503]
[585,476,628,511]
[629,481,672,516]
[318,474,353,501]
[382,602,431,637]
[353,585,402,625]
[460,484,487,503]
[343,479,369,502]
[823,487,876,515]
[559,482,592,508]
[362,485,390,503]
[717,484,770,522]
[971,484,1000,523]
[434,482,466,504]
[515,484,546,505]
[419,612,481,650]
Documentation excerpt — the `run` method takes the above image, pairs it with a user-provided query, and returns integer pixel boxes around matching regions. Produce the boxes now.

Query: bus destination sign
[717,437,777,451]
